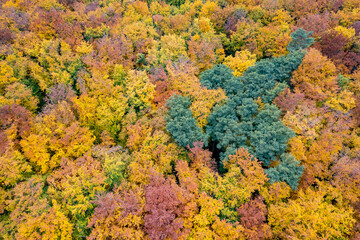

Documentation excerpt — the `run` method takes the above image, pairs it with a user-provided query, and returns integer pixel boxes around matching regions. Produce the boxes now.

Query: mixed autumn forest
[0,0,360,239]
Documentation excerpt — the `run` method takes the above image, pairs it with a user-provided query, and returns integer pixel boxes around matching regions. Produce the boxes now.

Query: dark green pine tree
[165,94,208,148]
[250,104,296,166]
[265,153,304,190]
[287,28,315,52]
[167,28,311,190]
[199,64,237,92]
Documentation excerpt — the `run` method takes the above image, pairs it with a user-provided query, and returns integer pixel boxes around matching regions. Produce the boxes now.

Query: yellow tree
[3,176,72,240]
[147,34,187,66]
[223,50,256,77]
[126,120,182,185]
[47,154,107,238]
[199,148,268,222]
[125,70,155,110]
[17,200,73,240]
[89,183,145,240]
[72,68,129,142]
[269,182,356,239]
[291,48,338,102]
[20,113,94,173]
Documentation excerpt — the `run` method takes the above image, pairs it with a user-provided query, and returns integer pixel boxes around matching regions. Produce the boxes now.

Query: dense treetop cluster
[0,0,360,239]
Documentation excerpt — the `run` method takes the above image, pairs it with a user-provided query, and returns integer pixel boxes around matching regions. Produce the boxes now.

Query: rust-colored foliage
[149,66,178,107]
[296,12,333,37]
[188,141,217,172]
[237,196,272,240]
[89,184,145,240]
[350,21,360,35]
[94,35,135,69]
[29,7,82,47]
[0,104,33,154]
[314,30,360,73]
[187,36,218,71]
[0,28,13,44]
[274,88,305,113]
[330,156,360,206]
[144,170,185,240]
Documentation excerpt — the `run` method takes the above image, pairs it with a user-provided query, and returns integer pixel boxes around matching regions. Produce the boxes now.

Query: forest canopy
[0,0,360,239]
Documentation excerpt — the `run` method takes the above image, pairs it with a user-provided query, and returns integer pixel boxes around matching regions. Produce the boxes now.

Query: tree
[0,150,31,190]
[330,156,360,206]
[125,70,155,111]
[47,154,107,238]
[72,70,129,143]
[20,114,95,173]
[94,35,135,69]
[296,13,332,38]
[190,86,227,129]
[144,170,185,240]
[165,0,186,7]
[237,196,272,240]
[207,101,296,168]
[200,64,235,90]
[102,151,131,190]
[2,177,51,239]
[147,34,187,67]
[188,141,216,172]
[223,50,256,77]
[291,48,338,102]
[350,20,360,35]
[205,37,307,188]
[0,82,39,112]
[268,182,356,239]
[286,28,315,52]
[273,88,305,113]
[187,36,218,71]
[89,183,145,240]
[149,66,178,107]
[17,200,73,240]
[217,148,268,221]
[165,95,208,148]
[314,30,360,74]
[0,61,18,95]
[260,181,292,205]
[126,121,180,185]
[249,104,296,166]
[0,104,33,154]
[190,192,225,239]
[238,49,306,103]
[224,9,247,35]
[265,153,304,190]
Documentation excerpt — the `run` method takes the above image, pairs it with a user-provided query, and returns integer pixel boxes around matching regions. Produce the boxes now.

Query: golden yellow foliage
[0,82,39,112]
[260,182,291,204]
[0,61,18,94]
[334,26,356,39]
[190,88,227,128]
[20,115,94,173]
[125,70,155,110]
[291,48,338,101]
[200,1,219,18]
[224,50,256,76]
[325,89,356,112]
[17,200,73,240]
[269,182,355,239]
